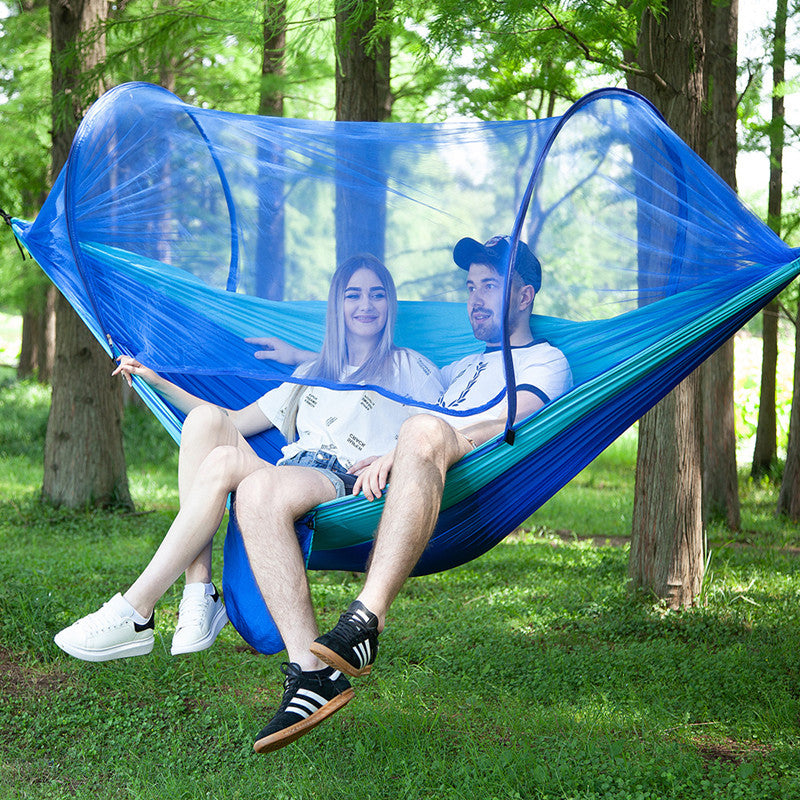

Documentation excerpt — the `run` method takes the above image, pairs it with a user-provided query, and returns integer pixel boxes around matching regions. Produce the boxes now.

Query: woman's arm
[113,356,206,415]
[113,356,273,437]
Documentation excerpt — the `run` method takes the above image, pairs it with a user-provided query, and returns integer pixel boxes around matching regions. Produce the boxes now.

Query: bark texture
[334,0,391,263]
[701,0,740,529]
[255,0,287,301]
[752,0,787,478]
[627,0,708,607]
[43,0,132,508]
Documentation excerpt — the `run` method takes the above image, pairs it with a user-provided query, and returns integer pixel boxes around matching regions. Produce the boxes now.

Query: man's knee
[398,415,458,461]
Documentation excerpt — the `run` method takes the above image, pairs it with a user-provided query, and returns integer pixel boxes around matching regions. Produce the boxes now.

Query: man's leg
[235,466,337,669]
[357,415,471,626]
[234,467,353,754]
[311,415,471,675]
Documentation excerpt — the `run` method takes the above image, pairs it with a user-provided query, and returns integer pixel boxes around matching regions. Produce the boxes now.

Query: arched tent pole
[62,83,242,358]
[501,87,684,444]
[184,110,241,293]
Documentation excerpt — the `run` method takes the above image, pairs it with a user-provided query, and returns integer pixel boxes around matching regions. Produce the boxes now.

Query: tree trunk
[777,308,800,519]
[43,0,132,509]
[334,0,391,264]
[701,0,740,529]
[752,300,779,477]
[753,0,787,479]
[255,0,287,301]
[774,0,800,518]
[629,371,705,606]
[627,0,708,608]
[335,0,391,122]
[18,282,56,382]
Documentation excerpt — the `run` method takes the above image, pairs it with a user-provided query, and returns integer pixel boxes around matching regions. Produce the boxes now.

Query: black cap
[452,235,542,292]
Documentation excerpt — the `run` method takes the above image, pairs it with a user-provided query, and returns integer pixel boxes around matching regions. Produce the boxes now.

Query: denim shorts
[276,449,357,499]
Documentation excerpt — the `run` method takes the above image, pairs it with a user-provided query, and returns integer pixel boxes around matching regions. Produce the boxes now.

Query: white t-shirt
[257,348,442,469]
[435,340,572,426]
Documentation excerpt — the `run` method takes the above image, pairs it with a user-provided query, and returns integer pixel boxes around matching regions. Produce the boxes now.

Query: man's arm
[455,388,545,447]
[350,389,545,500]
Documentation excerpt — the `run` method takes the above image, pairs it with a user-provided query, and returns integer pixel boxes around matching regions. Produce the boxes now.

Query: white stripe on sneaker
[354,640,370,667]
[286,687,329,719]
[297,688,328,706]
[286,703,313,719]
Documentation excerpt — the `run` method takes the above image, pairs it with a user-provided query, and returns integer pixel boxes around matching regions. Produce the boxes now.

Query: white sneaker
[54,593,155,662]
[170,583,228,655]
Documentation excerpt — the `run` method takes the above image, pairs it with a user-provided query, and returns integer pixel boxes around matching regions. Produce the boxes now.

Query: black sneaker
[310,600,379,677]
[253,662,354,754]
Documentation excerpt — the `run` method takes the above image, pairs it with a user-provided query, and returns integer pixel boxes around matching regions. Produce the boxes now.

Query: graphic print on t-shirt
[442,361,488,409]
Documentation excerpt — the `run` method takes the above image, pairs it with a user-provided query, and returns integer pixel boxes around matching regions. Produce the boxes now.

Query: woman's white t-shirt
[257,349,442,469]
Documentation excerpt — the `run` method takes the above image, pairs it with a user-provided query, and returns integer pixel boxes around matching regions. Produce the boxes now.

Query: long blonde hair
[280,254,399,442]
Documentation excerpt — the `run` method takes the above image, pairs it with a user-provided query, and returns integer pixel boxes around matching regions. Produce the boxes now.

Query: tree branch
[536,4,668,91]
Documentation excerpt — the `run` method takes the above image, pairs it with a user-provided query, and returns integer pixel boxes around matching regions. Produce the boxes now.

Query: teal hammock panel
[11,83,799,654]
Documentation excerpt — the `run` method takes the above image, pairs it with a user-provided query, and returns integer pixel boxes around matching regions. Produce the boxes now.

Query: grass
[2,377,800,797]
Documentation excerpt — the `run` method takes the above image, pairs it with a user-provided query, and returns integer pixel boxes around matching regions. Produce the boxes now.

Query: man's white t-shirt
[435,340,572,426]
[257,348,442,469]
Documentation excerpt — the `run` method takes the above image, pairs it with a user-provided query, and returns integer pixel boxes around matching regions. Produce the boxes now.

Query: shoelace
[276,662,307,712]
[326,608,375,646]
[74,603,129,635]
[176,594,212,630]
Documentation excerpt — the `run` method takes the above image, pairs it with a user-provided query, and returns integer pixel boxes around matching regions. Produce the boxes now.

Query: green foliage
[2,378,800,798]
[0,3,52,314]
[393,0,645,120]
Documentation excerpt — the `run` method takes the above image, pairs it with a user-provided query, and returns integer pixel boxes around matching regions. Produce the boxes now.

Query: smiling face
[466,262,505,343]
[342,267,389,343]
[466,262,535,345]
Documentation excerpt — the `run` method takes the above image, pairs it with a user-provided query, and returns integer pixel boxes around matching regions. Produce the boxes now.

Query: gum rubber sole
[253,688,355,754]
[309,642,373,677]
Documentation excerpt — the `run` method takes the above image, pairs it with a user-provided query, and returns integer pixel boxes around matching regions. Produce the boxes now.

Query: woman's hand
[246,336,313,366]
[112,355,158,388]
[350,450,395,501]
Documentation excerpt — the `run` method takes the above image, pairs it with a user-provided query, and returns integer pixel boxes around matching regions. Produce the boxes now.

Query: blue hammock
[12,82,799,654]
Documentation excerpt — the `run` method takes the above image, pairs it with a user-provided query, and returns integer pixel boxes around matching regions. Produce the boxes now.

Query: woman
[54,254,441,663]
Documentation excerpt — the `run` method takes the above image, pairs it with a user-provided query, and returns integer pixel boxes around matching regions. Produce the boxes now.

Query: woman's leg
[123,407,268,617]
[54,408,270,662]
[176,405,247,585]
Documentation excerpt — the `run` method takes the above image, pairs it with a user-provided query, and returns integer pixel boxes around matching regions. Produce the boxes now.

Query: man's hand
[350,450,395,501]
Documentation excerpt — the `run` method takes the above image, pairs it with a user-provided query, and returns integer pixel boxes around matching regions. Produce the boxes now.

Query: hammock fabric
[12,82,799,654]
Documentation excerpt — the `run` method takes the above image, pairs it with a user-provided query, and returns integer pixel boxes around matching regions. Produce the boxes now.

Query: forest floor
[2,374,800,799]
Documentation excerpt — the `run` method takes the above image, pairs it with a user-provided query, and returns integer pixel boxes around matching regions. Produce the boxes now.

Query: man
[237,235,571,753]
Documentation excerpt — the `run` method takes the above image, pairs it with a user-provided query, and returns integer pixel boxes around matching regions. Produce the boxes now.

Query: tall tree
[627,0,708,608]
[752,0,787,479]
[255,0,288,300]
[778,295,800,519]
[18,284,56,382]
[775,0,800,519]
[701,0,740,530]
[42,0,132,508]
[334,0,392,263]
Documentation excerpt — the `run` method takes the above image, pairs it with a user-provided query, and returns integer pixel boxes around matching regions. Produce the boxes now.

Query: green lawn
[2,374,800,799]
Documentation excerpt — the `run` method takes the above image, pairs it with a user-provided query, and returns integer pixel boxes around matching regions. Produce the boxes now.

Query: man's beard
[471,311,501,344]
